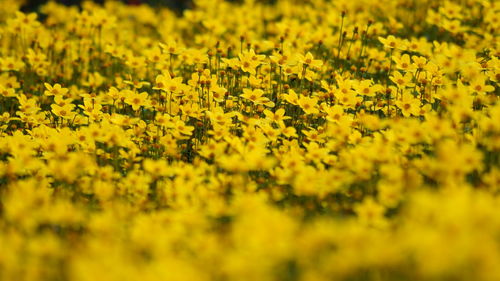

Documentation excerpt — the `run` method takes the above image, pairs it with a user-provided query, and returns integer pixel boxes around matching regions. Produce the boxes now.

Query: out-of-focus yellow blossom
[0,1,498,281]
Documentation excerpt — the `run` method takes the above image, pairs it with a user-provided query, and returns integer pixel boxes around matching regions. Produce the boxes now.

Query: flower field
[0,0,499,280]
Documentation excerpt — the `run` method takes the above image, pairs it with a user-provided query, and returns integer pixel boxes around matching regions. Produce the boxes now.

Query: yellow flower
[153,73,184,95]
[238,49,265,75]
[124,91,149,111]
[296,52,323,69]
[469,78,495,95]
[125,55,146,69]
[123,79,151,89]
[298,96,319,115]
[395,92,420,117]
[355,197,387,227]
[378,35,406,50]
[13,11,41,29]
[174,119,195,136]
[0,85,16,98]
[44,83,69,97]
[354,79,382,97]
[239,57,259,75]
[412,56,427,70]
[143,159,170,178]
[51,103,75,120]
[282,89,299,105]
[241,89,274,107]
[263,108,290,127]
[0,57,25,71]
[390,71,414,88]
[159,40,183,55]
[324,104,347,123]
[392,54,413,72]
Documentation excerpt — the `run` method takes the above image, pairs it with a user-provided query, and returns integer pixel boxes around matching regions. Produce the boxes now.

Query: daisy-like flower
[124,91,150,111]
[241,89,275,108]
[296,52,323,69]
[51,103,75,120]
[379,35,406,50]
[44,83,69,97]
[263,108,290,127]
[298,96,319,115]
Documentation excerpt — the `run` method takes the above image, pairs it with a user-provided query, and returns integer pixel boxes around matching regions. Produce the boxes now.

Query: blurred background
[21,0,194,12]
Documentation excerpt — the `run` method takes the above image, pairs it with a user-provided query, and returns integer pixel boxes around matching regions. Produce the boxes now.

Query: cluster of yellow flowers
[0,0,499,280]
